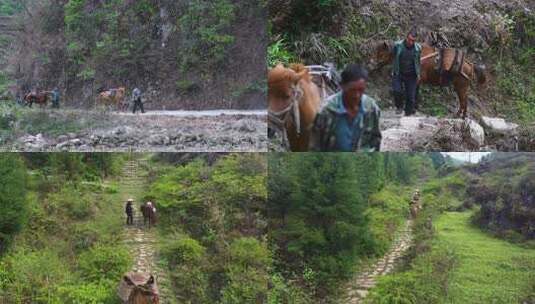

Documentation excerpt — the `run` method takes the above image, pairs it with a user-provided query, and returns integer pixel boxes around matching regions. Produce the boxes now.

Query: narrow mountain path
[344,214,415,303]
[120,157,174,303]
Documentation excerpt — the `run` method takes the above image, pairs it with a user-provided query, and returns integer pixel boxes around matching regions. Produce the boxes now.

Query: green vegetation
[486,11,535,124]
[4,0,266,109]
[0,153,128,303]
[0,154,28,254]
[0,0,21,16]
[365,153,535,304]
[437,212,534,303]
[367,186,412,254]
[267,153,438,302]
[148,154,268,303]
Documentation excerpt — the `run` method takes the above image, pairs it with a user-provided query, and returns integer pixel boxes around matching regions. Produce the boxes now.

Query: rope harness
[268,84,304,146]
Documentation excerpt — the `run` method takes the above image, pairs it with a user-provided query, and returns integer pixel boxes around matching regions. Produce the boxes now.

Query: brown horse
[24,91,50,108]
[268,64,321,151]
[140,202,157,228]
[373,41,487,118]
[117,272,159,304]
[97,87,127,111]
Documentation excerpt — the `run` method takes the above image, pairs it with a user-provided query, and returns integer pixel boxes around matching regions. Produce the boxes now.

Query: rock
[381,111,485,151]
[69,138,82,146]
[67,132,77,139]
[57,135,69,143]
[480,116,519,134]
[238,120,257,133]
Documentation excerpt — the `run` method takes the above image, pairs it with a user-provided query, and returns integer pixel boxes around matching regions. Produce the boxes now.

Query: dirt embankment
[3,0,267,110]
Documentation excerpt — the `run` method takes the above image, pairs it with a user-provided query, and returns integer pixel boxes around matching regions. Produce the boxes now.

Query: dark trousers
[126,214,133,225]
[52,100,59,109]
[392,74,418,115]
[133,98,145,113]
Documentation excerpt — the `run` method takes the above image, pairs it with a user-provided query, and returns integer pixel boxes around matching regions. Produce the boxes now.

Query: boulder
[380,111,485,151]
[480,116,519,134]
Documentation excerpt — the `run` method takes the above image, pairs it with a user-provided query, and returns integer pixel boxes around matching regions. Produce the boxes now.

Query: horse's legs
[453,77,469,118]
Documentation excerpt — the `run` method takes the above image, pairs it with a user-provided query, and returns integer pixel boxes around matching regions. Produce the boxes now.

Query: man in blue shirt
[310,64,382,151]
[51,87,60,109]
[392,29,422,116]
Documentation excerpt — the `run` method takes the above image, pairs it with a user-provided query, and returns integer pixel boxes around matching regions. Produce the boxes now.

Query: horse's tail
[474,64,487,87]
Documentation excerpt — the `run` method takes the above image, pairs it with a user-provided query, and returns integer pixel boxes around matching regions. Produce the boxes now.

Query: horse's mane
[289,63,312,82]
[269,64,297,98]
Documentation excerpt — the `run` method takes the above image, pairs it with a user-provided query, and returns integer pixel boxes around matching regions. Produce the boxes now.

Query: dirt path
[120,158,173,303]
[5,108,267,152]
[344,219,414,303]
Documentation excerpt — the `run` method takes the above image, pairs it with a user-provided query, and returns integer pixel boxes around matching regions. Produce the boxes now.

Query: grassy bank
[435,211,535,303]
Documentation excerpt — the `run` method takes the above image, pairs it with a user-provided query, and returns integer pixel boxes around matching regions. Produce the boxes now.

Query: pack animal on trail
[117,272,159,304]
[410,190,422,218]
[97,87,127,111]
[373,41,487,118]
[140,202,157,228]
[268,64,321,151]
[24,91,50,108]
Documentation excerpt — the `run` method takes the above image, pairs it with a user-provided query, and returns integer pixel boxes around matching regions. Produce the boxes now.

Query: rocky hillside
[1,0,266,110]
[269,0,535,124]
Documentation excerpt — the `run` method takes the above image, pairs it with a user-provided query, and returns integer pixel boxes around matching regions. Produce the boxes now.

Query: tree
[0,154,28,254]
[268,153,376,296]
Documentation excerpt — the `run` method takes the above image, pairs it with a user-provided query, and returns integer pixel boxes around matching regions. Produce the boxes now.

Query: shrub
[161,236,209,303]
[268,273,311,304]
[46,185,94,220]
[78,244,130,283]
[366,246,457,304]
[221,237,270,304]
[0,154,28,254]
[0,250,69,303]
[58,282,119,304]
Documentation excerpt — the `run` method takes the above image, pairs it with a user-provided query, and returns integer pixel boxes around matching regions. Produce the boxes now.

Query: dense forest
[267,152,535,303]
[268,0,535,124]
[0,0,266,109]
[0,153,268,303]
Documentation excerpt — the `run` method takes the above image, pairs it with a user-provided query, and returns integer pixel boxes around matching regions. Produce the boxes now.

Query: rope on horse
[268,84,304,144]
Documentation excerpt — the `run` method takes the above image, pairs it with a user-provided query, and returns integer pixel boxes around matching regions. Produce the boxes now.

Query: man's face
[342,79,367,104]
[406,34,416,47]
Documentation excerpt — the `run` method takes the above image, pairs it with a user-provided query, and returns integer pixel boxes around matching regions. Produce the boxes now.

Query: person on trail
[309,64,382,152]
[125,199,134,225]
[132,87,145,114]
[392,29,422,116]
[51,87,60,109]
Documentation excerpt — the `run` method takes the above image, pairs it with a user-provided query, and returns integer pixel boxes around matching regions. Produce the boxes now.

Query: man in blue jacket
[392,29,421,116]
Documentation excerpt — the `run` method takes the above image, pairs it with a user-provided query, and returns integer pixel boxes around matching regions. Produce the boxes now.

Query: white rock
[480,116,519,134]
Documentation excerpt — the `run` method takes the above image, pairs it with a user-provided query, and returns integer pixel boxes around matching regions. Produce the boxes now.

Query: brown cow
[97,87,127,111]
[373,41,487,118]
[268,64,321,151]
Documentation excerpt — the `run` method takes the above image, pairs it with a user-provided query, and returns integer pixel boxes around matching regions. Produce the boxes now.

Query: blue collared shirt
[333,93,365,152]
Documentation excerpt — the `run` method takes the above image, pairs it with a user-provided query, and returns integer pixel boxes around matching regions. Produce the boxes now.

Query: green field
[435,212,535,304]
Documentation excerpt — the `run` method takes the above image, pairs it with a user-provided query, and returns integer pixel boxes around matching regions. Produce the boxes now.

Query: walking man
[392,29,422,116]
[309,64,382,152]
[51,87,60,109]
[132,87,145,114]
[125,198,134,225]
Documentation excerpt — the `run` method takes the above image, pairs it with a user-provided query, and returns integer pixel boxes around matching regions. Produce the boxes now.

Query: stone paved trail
[344,219,414,304]
[121,158,174,303]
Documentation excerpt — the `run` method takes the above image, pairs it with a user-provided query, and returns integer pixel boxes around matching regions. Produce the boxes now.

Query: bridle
[268,84,304,141]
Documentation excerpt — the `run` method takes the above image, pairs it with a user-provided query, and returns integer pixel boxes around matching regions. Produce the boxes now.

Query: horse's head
[268,64,308,112]
[370,41,394,71]
[119,272,159,304]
